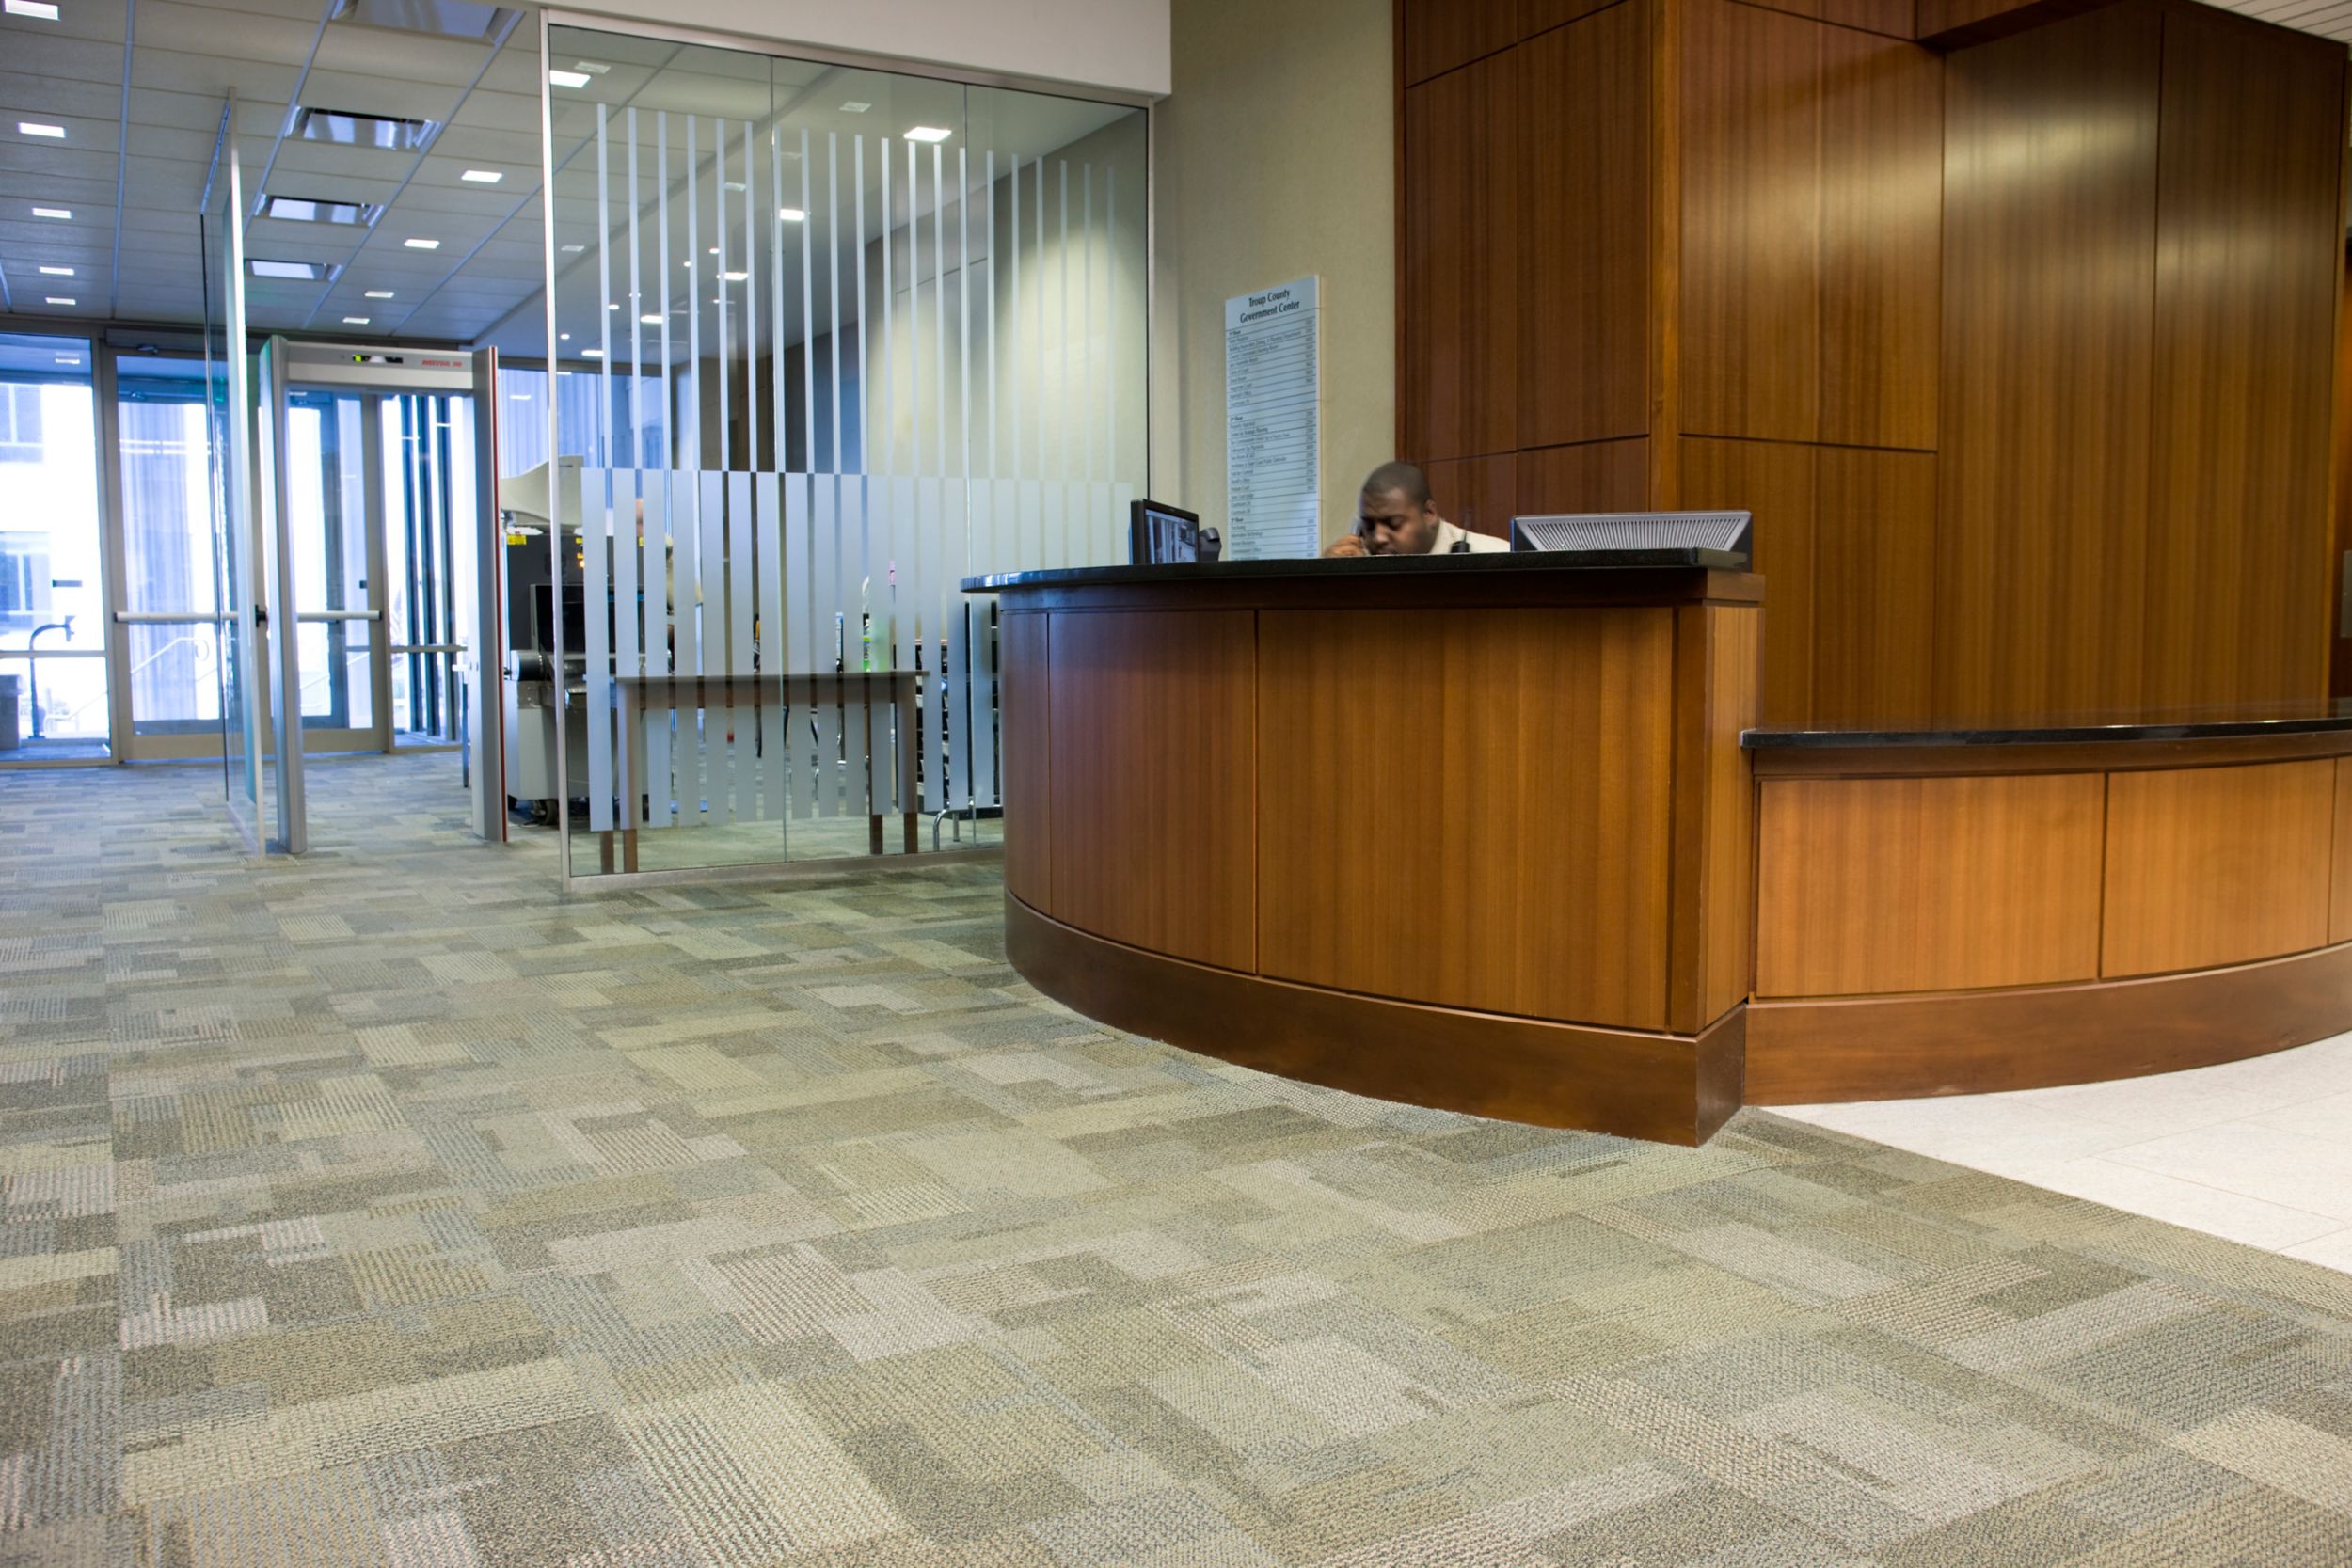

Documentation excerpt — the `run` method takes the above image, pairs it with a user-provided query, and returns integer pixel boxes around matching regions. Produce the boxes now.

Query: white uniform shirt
[1426,518,1509,554]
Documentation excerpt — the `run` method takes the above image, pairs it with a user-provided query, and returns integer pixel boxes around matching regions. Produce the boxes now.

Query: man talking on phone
[1323,461,1509,557]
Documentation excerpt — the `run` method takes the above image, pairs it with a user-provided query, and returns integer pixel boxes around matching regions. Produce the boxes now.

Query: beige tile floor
[1772,1030,2352,1275]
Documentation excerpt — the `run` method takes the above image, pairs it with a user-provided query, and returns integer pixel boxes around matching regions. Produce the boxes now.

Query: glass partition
[0,333,107,760]
[206,126,271,853]
[540,25,1149,881]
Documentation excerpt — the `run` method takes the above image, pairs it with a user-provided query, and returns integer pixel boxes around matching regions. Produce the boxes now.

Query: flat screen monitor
[1130,499,1203,565]
[1508,510,1753,566]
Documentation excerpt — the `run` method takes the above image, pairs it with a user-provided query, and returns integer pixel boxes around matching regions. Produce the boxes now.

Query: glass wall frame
[536,8,1152,889]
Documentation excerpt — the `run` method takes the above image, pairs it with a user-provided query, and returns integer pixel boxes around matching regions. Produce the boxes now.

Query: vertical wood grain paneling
[1518,438,1651,515]
[1047,610,1257,973]
[2335,756,2352,946]
[1405,0,1518,86]
[1424,453,1520,542]
[1698,604,1760,1025]
[1756,772,2106,996]
[1521,1,1651,449]
[1679,437,1815,725]
[1819,0,1915,39]
[1404,51,1521,465]
[2102,759,2336,978]
[999,611,1052,911]
[1680,0,1821,444]
[1258,606,1676,1029]
[1522,0,1627,39]
[2143,9,2344,715]
[1819,24,1941,451]
[1935,6,2159,726]
[1815,447,1936,727]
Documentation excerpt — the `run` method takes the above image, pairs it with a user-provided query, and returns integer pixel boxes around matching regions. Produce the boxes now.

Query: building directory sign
[1224,276,1320,560]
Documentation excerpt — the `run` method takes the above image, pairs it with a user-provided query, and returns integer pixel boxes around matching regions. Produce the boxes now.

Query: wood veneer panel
[1258,606,1676,1029]
[1819,24,1940,451]
[1934,6,2159,726]
[1521,2,1650,448]
[1046,610,1257,973]
[1404,52,1521,464]
[1522,0,1629,35]
[1820,0,1915,39]
[1814,448,1936,727]
[1680,0,1821,444]
[1748,939,2352,1102]
[2102,760,2336,978]
[2142,10,2344,715]
[1755,772,2104,997]
[999,612,1052,912]
[1916,0,2117,48]
[1518,438,1650,515]
[1009,895,1742,1145]
[1424,454,1519,544]
[1697,604,1760,1026]
[1678,437,1815,725]
[1404,0,1518,85]
[2337,757,2352,945]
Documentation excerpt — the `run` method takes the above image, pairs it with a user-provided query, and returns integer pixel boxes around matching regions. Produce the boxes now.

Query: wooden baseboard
[1007,894,1742,1146]
[1747,940,2352,1102]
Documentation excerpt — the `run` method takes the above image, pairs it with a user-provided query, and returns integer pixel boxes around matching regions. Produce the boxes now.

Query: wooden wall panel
[1678,437,1815,724]
[1518,438,1650,515]
[2102,759,2337,978]
[1819,0,1915,38]
[1258,606,1676,1029]
[1934,6,2160,726]
[1756,773,2106,996]
[1404,0,1517,86]
[2336,756,2352,946]
[1404,51,1521,465]
[1520,1,1650,449]
[1814,448,1936,727]
[1693,604,1760,1026]
[1000,612,1052,911]
[1680,0,1821,444]
[1819,24,1941,451]
[1425,453,1519,543]
[1046,610,1257,973]
[2142,9,2344,715]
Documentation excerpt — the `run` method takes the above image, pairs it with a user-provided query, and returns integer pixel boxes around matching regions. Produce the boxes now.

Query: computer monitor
[1130,499,1204,565]
[1508,510,1753,567]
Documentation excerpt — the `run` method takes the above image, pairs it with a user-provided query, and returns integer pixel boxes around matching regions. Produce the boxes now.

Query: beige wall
[1152,0,1394,548]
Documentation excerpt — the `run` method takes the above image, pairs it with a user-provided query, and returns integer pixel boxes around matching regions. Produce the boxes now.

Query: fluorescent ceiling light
[548,69,590,88]
[342,316,371,325]
[606,302,618,311]
[4,1,61,19]
[460,168,501,183]
[364,289,394,298]
[510,392,531,401]
[581,347,603,357]
[295,107,436,151]
[44,296,73,306]
[707,246,718,255]
[403,237,439,249]
[38,265,72,276]
[722,270,747,282]
[560,243,584,253]
[262,194,378,225]
[639,313,660,325]
[840,101,869,113]
[19,121,66,138]
[248,258,334,280]
[330,0,519,41]
[778,207,803,222]
[575,59,608,73]
[31,206,70,219]
[906,126,951,143]
[558,332,569,341]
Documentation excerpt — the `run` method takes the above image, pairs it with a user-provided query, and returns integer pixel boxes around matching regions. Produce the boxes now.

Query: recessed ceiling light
[294,107,436,151]
[38,265,72,276]
[906,126,951,143]
[582,347,603,358]
[248,258,335,280]
[44,296,73,306]
[639,313,661,325]
[722,270,747,282]
[510,392,532,401]
[707,246,718,256]
[778,207,803,222]
[403,237,439,249]
[342,316,371,325]
[460,168,502,183]
[364,289,394,299]
[560,243,584,253]
[262,193,379,225]
[606,302,618,311]
[4,1,61,20]
[548,69,590,89]
[558,332,569,341]
[32,205,69,219]
[840,101,869,113]
[18,121,66,138]
[575,60,608,72]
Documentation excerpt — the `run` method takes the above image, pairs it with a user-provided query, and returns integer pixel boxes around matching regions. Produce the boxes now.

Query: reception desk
[969,554,1761,1146]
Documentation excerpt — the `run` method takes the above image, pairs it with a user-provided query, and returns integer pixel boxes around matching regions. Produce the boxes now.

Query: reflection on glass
[0,332,108,754]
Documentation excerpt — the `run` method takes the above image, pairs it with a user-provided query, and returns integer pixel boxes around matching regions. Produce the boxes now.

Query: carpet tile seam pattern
[1,753,2349,1567]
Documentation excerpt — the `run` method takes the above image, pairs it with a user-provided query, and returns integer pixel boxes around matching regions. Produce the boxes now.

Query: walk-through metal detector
[256,338,505,847]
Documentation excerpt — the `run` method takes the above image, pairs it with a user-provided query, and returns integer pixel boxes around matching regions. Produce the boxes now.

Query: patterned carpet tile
[0,754,2349,1566]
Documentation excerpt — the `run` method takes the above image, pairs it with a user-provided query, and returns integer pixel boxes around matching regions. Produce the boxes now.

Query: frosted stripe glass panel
[585,472,613,832]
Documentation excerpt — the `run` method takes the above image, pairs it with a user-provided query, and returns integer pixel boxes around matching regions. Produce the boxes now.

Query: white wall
[564,0,1172,100]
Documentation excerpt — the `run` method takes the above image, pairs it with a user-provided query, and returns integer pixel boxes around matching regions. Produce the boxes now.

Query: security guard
[1322,461,1509,557]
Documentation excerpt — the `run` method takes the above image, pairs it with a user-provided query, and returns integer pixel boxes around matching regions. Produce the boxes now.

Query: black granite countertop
[961,546,1748,593]
[1744,713,2352,748]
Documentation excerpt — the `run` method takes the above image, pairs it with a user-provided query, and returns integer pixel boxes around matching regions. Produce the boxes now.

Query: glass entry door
[282,391,382,753]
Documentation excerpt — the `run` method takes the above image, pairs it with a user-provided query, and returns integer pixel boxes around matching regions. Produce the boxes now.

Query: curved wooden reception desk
[970,555,1762,1147]
[1743,719,2352,1104]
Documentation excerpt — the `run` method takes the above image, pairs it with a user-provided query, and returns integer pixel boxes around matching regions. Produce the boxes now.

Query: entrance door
[116,353,235,761]
[282,390,384,753]
[0,333,110,763]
